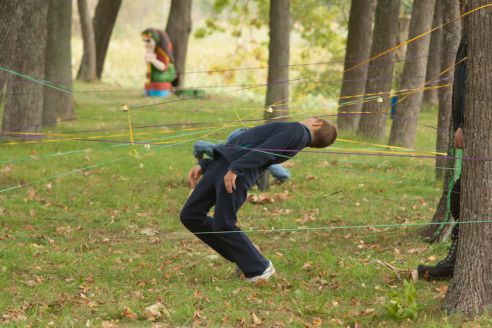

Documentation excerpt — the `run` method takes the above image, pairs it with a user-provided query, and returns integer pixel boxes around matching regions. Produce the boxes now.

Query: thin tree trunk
[44,0,74,126]
[166,0,193,88]
[395,16,411,63]
[264,0,290,121]
[262,0,290,192]
[444,1,492,314]
[388,0,436,148]
[76,0,97,82]
[337,0,376,132]
[0,2,22,110]
[2,1,48,133]
[435,0,461,180]
[423,0,443,107]
[356,0,401,141]
[93,0,122,79]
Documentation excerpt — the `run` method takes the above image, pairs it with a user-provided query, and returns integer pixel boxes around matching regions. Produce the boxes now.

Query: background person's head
[300,117,337,148]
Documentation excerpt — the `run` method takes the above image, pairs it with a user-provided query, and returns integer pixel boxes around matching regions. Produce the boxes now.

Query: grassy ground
[1,84,491,327]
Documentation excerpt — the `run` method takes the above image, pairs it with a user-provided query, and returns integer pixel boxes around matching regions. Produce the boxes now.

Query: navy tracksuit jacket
[180,122,312,277]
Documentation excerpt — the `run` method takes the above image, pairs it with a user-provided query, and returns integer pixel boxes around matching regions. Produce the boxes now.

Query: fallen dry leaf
[144,302,170,321]
[302,262,313,271]
[101,321,120,328]
[435,285,448,298]
[140,228,158,236]
[312,317,323,327]
[251,312,262,326]
[122,307,138,319]
[248,194,274,204]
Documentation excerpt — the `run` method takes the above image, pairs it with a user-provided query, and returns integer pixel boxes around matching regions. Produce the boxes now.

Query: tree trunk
[262,0,290,191]
[435,0,461,180]
[388,0,436,148]
[337,0,376,132]
[0,2,23,110]
[76,0,97,82]
[264,0,290,121]
[166,0,193,88]
[423,0,443,107]
[93,0,122,79]
[395,16,411,63]
[2,1,48,133]
[43,0,74,126]
[356,0,401,141]
[444,1,492,314]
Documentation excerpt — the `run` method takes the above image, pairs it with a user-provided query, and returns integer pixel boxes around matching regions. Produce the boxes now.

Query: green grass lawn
[0,83,490,327]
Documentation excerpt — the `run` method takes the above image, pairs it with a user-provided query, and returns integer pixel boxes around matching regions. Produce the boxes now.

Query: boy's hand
[224,170,237,193]
[188,165,202,188]
[454,127,464,149]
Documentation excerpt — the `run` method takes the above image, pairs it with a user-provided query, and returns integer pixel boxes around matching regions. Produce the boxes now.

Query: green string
[2,218,492,244]
[434,148,463,238]
[0,66,72,95]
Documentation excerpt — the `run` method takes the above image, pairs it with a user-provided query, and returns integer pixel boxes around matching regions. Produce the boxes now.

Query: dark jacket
[200,122,312,176]
[452,38,467,132]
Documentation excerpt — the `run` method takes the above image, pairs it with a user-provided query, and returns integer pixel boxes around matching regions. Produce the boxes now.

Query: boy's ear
[313,119,324,127]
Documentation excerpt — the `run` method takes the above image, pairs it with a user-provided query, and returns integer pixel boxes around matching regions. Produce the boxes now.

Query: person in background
[417,36,467,280]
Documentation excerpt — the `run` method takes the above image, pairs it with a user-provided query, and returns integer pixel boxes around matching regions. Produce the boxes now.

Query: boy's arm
[228,130,300,176]
[452,40,466,132]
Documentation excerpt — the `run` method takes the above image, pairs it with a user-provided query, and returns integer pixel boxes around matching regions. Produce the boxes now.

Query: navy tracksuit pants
[180,157,269,278]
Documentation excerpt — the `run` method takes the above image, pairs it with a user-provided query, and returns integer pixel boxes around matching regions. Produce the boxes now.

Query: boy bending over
[180,118,337,282]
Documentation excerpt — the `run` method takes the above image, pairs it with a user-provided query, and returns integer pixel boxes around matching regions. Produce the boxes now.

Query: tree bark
[2,1,48,133]
[166,0,193,88]
[388,0,436,148]
[435,0,461,180]
[356,0,401,141]
[93,0,122,79]
[395,16,411,63]
[423,0,443,107]
[264,0,290,121]
[337,0,376,132]
[43,0,74,126]
[0,2,22,109]
[76,0,97,82]
[444,0,492,314]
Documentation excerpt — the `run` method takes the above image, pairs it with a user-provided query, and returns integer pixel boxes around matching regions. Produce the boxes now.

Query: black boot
[417,227,459,280]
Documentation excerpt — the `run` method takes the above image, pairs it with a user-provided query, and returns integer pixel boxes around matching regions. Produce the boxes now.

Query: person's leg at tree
[418,178,461,279]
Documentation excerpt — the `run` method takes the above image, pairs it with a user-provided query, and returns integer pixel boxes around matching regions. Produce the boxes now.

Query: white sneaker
[246,261,276,283]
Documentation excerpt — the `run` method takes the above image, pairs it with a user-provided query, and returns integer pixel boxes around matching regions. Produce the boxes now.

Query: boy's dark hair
[310,120,337,148]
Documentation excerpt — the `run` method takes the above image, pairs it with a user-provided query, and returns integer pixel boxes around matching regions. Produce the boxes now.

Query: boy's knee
[179,206,192,225]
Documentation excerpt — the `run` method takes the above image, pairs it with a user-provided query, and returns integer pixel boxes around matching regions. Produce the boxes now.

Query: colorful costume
[142,28,176,97]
